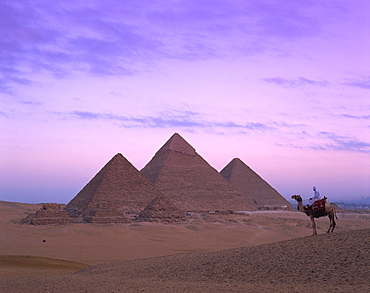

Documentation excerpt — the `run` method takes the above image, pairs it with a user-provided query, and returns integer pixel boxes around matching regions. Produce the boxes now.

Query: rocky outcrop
[138,194,186,223]
[21,203,73,225]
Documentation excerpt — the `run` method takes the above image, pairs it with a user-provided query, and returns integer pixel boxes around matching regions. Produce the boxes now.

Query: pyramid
[83,202,131,224]
[21,203,73,225]
[65,153,164,219]
[140,133,256,212]
[138,194,186,223]
[220,158,293,210]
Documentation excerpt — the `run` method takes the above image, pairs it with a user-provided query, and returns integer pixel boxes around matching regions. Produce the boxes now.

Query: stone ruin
[21,203,73,225]
[83,202,130,224]
[138,194,186,223]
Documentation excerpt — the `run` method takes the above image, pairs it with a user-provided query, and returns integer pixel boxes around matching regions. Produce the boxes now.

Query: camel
[291,195,337,235]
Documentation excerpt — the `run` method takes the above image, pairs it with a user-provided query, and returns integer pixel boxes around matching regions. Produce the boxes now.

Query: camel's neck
[296,199,305,213]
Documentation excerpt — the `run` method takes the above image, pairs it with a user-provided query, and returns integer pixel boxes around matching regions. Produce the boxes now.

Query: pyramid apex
[220,158,250,182]
[159,133,196,156]
[109,153,126,164]
[225,158,245,168]
[232,158,247,165]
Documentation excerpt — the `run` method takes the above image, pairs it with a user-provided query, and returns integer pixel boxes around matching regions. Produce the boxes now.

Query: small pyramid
[83,202,131,224]
[220,158,293,210]
[138,194,186,223]
[21,203,73,225]
[141,133,256,212]
[65,153,164,219]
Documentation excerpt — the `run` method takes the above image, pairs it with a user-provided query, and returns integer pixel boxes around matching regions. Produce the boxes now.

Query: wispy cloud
[262,76,329,87]
[21,100,43,106]
[342,76,370,89]
[272,121,306,128]
[0,0,342,92]
[63,110,273,132]
[61,110,370,154]
[0,111,8,118]
[318,131,370,153]
[276,130,370,154]
[340,114,370,120]
[0,74,32,94]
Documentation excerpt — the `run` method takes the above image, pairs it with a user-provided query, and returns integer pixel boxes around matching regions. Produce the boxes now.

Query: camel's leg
[311,217,317,235]
[327,213,336,233]
[326,215,332,233]
[332,217,336,232]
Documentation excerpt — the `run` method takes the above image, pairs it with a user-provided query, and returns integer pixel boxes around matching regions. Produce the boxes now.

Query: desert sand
[1,201,369,292]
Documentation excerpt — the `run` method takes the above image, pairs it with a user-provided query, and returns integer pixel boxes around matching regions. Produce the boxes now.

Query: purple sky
[1,0,369,204]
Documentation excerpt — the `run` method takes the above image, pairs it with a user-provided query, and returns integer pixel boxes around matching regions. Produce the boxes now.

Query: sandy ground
[1,201,369,292]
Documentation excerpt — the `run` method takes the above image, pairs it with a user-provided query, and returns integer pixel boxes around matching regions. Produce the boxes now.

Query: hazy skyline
[1,0,369,204]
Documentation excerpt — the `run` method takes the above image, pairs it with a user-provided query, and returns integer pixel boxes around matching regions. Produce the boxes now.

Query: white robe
[309,190,321,205]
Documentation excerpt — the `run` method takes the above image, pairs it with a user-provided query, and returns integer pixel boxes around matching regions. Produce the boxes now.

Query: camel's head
[291,195,302,202]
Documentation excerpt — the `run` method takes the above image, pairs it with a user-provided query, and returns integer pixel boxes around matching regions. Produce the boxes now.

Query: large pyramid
[140,133,256,212]
[65,153,164,218]
[220,158,293,210]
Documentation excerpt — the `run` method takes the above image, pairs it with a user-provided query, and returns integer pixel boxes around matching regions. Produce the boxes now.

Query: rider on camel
[306,186,321,207]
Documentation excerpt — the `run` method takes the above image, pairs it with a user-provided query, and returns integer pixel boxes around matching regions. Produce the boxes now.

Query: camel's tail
[334,208,338,220]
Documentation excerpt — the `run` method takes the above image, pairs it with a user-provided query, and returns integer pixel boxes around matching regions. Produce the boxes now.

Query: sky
[1,0,369,204]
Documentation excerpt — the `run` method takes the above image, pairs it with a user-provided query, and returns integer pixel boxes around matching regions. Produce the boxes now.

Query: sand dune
[1,201,370,292]
[0,255,86,270]
[74,228,369,292]
[1,229,369,292]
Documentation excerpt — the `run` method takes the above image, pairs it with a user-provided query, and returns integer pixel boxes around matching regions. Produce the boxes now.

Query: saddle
[304,197,326,217]
[311,198,326,216]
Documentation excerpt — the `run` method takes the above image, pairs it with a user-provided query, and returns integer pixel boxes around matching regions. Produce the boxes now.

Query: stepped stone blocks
[65,153,164,221]
[83,202,130,224]
[140,133,256,212]
[138,194,186,223]
[220,158,293,210]
[21,203,73,225]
